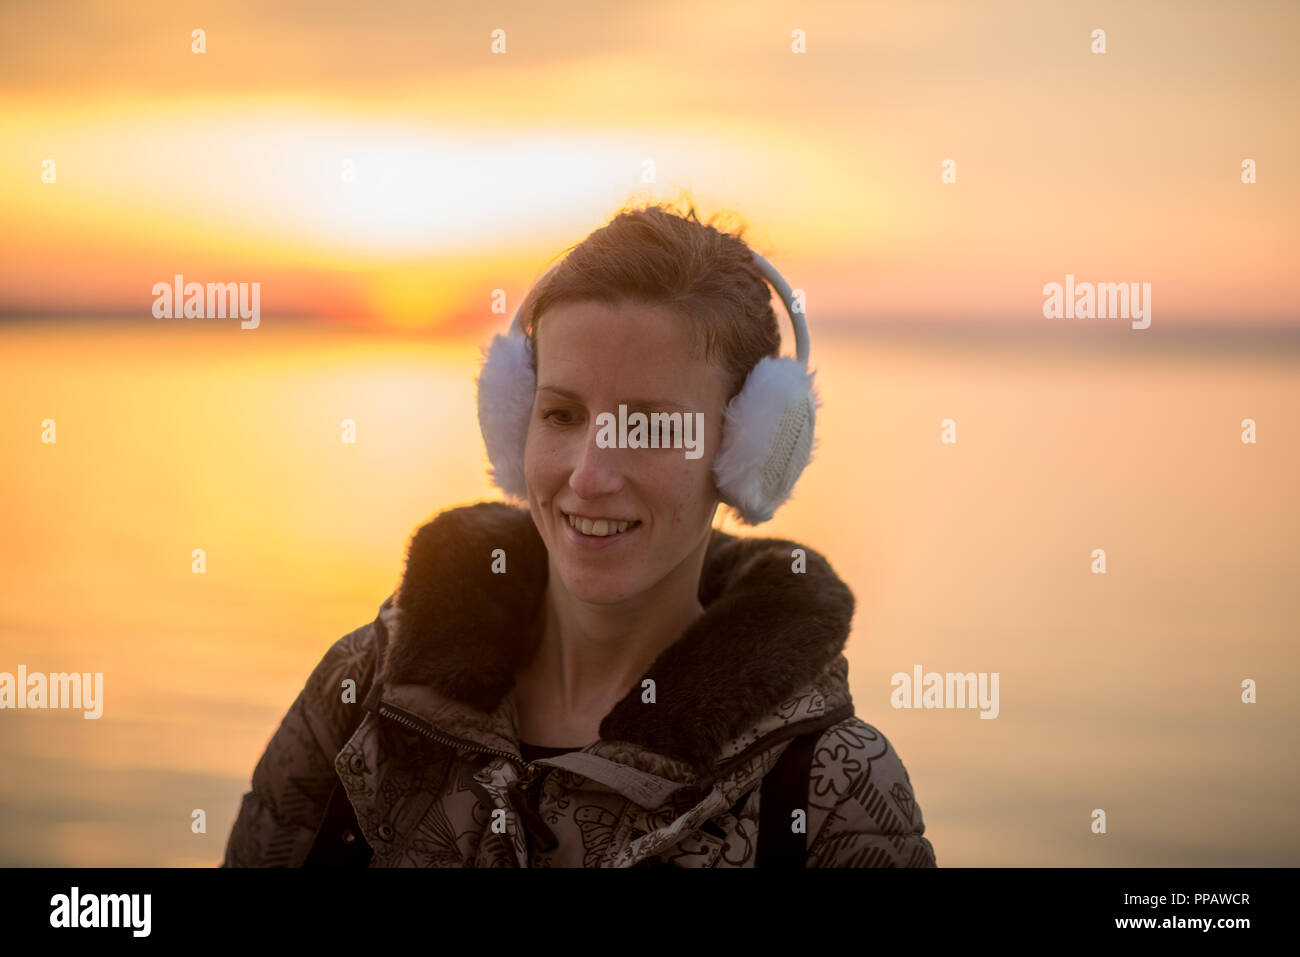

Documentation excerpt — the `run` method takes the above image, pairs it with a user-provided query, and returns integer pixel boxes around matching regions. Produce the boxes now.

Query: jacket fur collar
[380,501,855,772]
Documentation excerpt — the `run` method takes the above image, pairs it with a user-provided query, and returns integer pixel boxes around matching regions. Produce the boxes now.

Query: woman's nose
[567,422,625,497]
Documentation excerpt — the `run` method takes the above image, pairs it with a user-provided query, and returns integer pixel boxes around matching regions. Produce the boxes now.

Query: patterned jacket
[222,501,936,867]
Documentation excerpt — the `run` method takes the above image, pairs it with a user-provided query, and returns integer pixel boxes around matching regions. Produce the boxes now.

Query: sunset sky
[2,0,1297,330]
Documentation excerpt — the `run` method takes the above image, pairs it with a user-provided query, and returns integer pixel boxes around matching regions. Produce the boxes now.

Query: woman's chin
[552,565,641,605]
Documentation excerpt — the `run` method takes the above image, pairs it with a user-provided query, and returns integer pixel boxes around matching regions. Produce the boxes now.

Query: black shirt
[519,740,584,764]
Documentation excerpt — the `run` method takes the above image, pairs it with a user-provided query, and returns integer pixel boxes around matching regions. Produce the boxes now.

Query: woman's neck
[513,544,709,745]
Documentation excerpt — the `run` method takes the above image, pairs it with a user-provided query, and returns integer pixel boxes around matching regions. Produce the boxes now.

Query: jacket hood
[375,501,857,780]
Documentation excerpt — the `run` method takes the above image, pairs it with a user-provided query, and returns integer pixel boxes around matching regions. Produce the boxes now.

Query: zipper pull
[506,770,558,852]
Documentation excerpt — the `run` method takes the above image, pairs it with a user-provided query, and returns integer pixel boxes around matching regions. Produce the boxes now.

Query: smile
[563,511,642,539]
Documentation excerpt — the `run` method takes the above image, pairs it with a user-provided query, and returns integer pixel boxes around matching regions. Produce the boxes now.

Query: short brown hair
[520,195,782,402]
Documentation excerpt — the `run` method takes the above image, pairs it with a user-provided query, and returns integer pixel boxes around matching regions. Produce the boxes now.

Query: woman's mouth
[562,511,642,548]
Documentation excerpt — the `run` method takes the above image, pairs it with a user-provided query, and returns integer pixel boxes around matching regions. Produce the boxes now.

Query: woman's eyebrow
[537,385,690,411]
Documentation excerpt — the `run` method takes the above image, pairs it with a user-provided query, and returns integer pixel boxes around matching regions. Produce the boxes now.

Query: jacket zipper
[376,701,528,771]
[377,701,560,858]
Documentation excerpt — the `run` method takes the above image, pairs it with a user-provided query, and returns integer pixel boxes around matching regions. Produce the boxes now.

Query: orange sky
[2,0,1297,329]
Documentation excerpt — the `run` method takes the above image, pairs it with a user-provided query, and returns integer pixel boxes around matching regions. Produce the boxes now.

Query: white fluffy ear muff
[712,353,819,525]
[474,249,818,525]
[474,331,534,501]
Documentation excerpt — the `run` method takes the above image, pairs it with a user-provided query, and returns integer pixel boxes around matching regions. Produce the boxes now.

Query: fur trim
[382,501,855,771]
[712,357,821,525]
[474,334,535,501]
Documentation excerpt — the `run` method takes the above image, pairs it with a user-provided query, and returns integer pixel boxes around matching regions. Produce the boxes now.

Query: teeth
[566,513,636,537]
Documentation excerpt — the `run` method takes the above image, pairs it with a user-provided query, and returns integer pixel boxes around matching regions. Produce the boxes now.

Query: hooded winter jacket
[222,501,936,868]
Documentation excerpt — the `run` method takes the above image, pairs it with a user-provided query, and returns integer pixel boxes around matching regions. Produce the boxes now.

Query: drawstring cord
[460,761,559,853]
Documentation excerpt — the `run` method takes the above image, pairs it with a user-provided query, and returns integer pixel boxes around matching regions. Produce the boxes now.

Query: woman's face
[524,298,731,605]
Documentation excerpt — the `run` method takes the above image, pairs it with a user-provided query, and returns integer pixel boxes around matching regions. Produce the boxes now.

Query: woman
[222,200,936,868]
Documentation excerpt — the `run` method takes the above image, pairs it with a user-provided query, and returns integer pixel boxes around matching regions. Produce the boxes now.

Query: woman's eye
[538,409,676,444]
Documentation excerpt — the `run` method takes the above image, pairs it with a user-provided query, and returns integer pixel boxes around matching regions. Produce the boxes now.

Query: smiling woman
[222,197,936,868]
